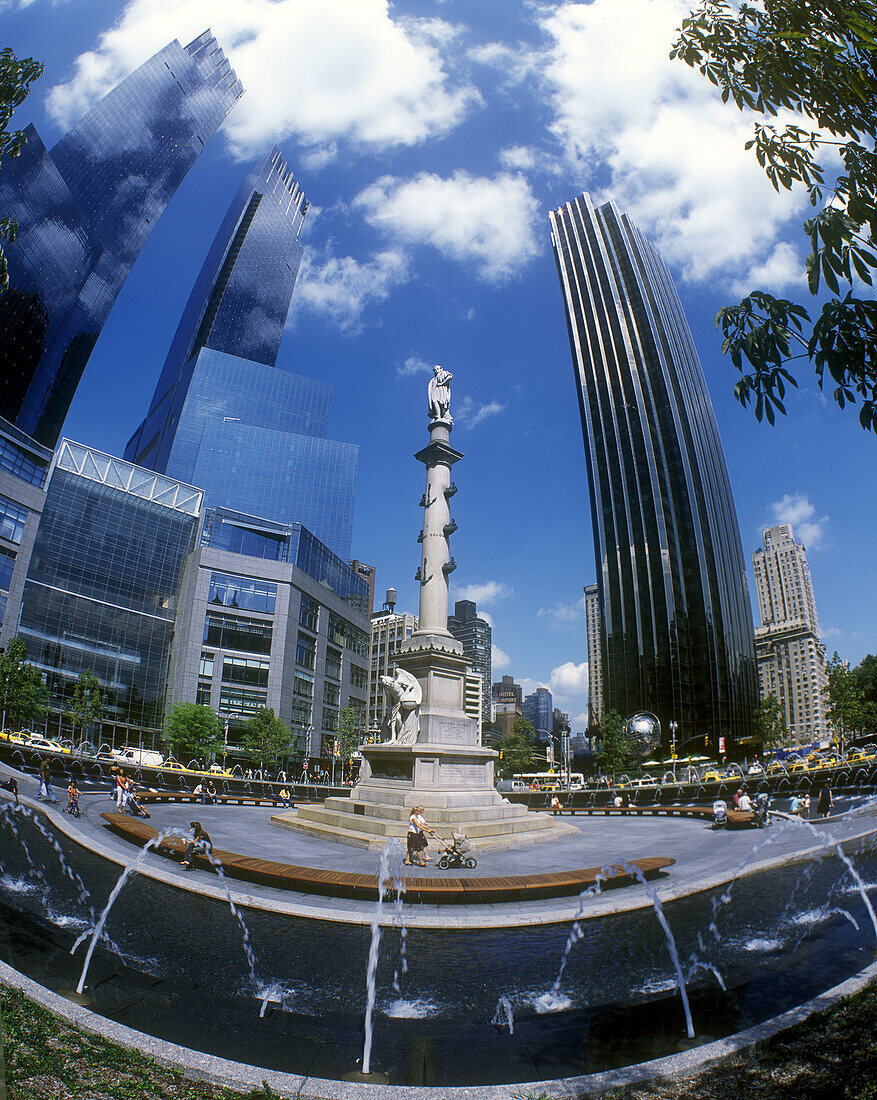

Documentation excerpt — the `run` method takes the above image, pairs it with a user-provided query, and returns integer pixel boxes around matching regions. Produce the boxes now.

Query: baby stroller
[436,829,477,869]
[752,791,772,829]
[712,799,728,830]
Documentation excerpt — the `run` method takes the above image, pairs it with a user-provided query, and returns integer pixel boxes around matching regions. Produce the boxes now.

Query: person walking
[817,786,833,817]
[405,806,431,867]
[38,760,57,802]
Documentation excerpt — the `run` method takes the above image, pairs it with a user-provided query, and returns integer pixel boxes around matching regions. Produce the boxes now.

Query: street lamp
[223,711,245,768]
[668,720,679,777]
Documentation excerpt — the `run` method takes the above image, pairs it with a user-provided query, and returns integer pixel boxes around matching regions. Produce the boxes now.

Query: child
[65,780,81,817]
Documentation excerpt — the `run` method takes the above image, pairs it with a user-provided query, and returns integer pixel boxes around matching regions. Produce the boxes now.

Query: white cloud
[538,596,585,625]
[519,677,549,698]
[549,660,589,697]
[769,492,828,548]
[46,0,479,161]
[491,644,511,671]
[499,145,537,171]
[396,355,433,378]
[536,0,805,290]
[455,581,511,605]
[478,610,494,628]
[290,247,409,333]
[455,395,506,430]
[354,170,541,282]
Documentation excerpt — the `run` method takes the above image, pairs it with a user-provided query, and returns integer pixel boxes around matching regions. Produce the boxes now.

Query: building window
[294,670,314,700]
[218,687,267,715]
[0,497,28,545]
[327,611,368,657]
[322,706,339,732]
[0,436,47,488]
[209,572,276,614]
[291,699,312,727]
[350,664,367,691]
[199,652,214,678]
[299,594,319,633]
[222,655,270,687]
[325,647,342,681]
[296,633,316,670]
[196,683,212,706]
[323,681,340,707]
[0,547,14,592]
[204,613,272,655]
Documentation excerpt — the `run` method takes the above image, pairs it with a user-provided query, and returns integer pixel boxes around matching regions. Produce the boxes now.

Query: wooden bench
[132,792,288,808]
[100,812,674,904]
[545,804,756,825]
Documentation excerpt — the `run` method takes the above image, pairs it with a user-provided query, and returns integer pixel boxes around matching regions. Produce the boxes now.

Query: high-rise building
[550,194,757,754]
[522,686,553,741]
[124,151,358,559]
[367,604,418,734]
[492,674,522,709]
[752,524,830,741]
[168,506,370,762]
[349,561,376,616]
[583,582,603,728]
[14,440,202,743]
[447,599,492,731]
[0,31,242,446]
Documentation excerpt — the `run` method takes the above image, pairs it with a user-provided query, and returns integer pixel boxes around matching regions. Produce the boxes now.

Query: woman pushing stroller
[405,805,431,866]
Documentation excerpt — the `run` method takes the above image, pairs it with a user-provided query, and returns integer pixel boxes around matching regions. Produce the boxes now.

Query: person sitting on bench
[181,821,212,870]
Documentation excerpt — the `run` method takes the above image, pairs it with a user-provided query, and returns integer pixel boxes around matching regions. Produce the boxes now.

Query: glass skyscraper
[125,150,359,561]
[0,31,242,447]
[550,194,757,753]
[17,440,201,740]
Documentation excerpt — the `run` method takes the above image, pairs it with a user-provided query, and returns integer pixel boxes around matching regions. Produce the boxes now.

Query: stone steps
[271,808,578,851]
[294,803,558,840]
[321,796,531,825]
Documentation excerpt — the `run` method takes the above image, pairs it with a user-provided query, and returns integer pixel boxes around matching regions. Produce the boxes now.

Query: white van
[111,746,164,768]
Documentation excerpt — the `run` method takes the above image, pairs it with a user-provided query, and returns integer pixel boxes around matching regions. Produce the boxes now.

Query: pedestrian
[38,760,57,802]
[405,805,431,867]
[65,780,81,818]
[279,786,291,808]
[1,776,19,803]
[206,781,217,804]
[789,794,801,816]
[801,793,811,819]
[550,794,563,815]
[113,769,126,810]
[193,781,205,803]
[817,786,832,817]
[181,821,212,871]
[733,788,743,810]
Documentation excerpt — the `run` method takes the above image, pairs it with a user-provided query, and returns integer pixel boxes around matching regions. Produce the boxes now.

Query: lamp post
[222,711,244,768]
[668,720,679,778]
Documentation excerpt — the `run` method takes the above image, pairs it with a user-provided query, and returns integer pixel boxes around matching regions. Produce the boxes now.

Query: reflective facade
[16,441,201,740]
[125,149,308,471]
[550,195,757,752]
[0,31,242,447]
[123,153,358,560]
[447,599,492,731]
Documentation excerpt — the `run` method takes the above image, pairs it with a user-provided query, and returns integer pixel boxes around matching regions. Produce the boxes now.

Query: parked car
[25,734,70,754]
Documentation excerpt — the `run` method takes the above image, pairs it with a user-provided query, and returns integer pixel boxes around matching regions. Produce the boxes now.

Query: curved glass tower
[550,194,757,753]
[0,31,243,446]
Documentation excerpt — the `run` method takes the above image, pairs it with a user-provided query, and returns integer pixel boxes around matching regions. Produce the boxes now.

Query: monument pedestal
[272,385,578,851]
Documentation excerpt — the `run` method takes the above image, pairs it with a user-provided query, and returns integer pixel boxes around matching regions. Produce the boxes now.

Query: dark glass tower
[550,194,757,753]
[125,150,359,561]
[0,30,242,446]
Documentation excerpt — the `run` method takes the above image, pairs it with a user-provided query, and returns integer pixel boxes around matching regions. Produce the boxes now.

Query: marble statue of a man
[427,365,453,424]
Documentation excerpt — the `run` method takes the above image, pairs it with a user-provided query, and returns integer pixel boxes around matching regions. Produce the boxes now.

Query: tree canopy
[595,710,632,776]
[672,0,877,433]
[1,48,43,294]
[164,703,224,763]
[334,705,364,763]
[0,636,46,731]
[239,707,291,769]
[497,716,537,779]
[753,692,788,750]
[824,651,874,741]
[64,670,102,746]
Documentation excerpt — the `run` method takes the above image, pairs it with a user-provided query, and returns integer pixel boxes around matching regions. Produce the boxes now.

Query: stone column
[414,418,461,641]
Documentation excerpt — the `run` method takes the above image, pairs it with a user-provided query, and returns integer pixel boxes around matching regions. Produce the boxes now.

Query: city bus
[510,771,585,792]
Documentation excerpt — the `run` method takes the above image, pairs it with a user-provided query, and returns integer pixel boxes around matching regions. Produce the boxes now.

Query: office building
[463,670,484,735]
[522,686,553,741]
[13,441,201,743]
[583,582,603,728]
[550,194,757,754]
[168,506,369,761]
[124,151,358,559]
[0,419,52,636]
[447,599,492,732]
[367,601,418,733]
[492,674,522,709]
[752,524,830,740]
[349,561,376,616]
[0,31,242,446]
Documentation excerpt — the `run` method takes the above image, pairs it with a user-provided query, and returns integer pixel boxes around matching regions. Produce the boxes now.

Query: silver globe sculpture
[625,711,662,757]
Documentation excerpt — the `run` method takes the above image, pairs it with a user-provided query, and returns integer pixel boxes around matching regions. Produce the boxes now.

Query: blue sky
[5,0,875,731]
